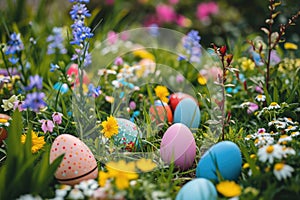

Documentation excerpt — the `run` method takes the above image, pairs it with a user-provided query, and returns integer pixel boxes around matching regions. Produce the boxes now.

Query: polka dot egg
[114,118,141,146]
[49,134,98,185]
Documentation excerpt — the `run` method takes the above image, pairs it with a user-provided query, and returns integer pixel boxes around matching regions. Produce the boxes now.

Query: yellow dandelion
[216,181,242,197]
[136,158,157,172]
[98,171,110,187]
[154,85,169,103]
[132,49,155,61]
[284,42,298,50]
[106,160,138,190]
[197,74,207,85]
[21,131,46,153]
[101,115,119,139]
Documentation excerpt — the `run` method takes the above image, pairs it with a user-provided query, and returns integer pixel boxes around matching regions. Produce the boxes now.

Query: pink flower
[196,2,219,22]
[107,31,118,45]
[247,102,259,114]
[156,4,176,23]
[40,119,54,133]
[255,86,264,94]
[52,112,63,125]
[169,0,179,5]
[114,57,123,66]
[176,15,190,27]
[13,100,25,111]
[176,74,184,83]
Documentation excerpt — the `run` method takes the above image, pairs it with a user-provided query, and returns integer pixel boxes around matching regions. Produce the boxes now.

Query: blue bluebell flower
[182,30,202,63]
[22,92,47,112]
[5,33,24,55]
[8,56,19,64]
[47,27,67,55]
[88,83,101,97]
[70,3,91,20]
[69,0,90,3]
[50,63,60,72]
[26,75,43,91]
[71,48,92,67]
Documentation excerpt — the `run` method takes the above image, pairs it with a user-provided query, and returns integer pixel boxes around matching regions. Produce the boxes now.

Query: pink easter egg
[50,134,98,185]
[160,123,196,170]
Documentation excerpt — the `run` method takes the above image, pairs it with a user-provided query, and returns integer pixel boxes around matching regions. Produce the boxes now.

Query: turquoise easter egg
[114,118,140,146]
[173,98,201,130]
[196,141,242,182]
[175,178,217,200]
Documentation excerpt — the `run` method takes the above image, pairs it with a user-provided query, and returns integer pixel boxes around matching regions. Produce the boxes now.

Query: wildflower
[101,115,119,139]
[5,32,24,64]
[254,136,274,147]
[267,102,280,110]
[132,49,155,61]
[251,51,264,66]
[67,188,84,200]
[257,144,283,164]
[247,102,259,114]
[243,163,250,169]
[105,96,114,103]
[70,3,91,20]
[284,125,298,132]
[278,135,292,144]
[22,92,47,112]
[197,74,207,85]
[156,4,176,23]
[26,75,43,91]
[270,50,281,65]
[13,100,25,111]
[75,179,99,197]
[283,117,296,125]
[129,101,136,110]
[282,147,296,157]
[241,58,255,71]
[55,185,71,198]
[154,85,169,103]
[291,131,300,137]
[87,83,102,97]
[98,171,110,187]
[255,94,266,102]
[52,112,63,125]
[284,42,298,50]
[216,181,242,197]
[196,2,219,22]
[40,119,54,133]
[47,27,67,55]
[16,194,42,200]
[106,160,138,190]
[21,131,46,153]
[114,57,123,66]
[50,63,60,72]
[136,158,157,172]
[273,163,294,181]
[182,30,202,63]
[1,95,18,111]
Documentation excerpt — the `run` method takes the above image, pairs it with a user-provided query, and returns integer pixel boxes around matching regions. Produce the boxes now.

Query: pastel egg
[50,134,98,185]
[175,178,217,200]
[160,123,196,170]
[149,100,173,124]
[114,118,141,146]
[169,92,198,111]
[196,141,242,182]
[173,98,201,130]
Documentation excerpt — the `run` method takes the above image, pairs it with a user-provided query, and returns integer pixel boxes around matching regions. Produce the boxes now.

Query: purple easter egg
[160,123,196,170]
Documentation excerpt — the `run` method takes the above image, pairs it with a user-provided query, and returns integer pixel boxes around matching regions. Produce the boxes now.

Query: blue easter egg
[196,141,242,182]
[175,178,217,200]
[114,118,141,146]
[173,98,201,130]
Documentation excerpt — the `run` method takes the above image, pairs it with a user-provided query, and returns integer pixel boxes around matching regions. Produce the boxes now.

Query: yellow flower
[241,59,255,71]
[106,160,138,190]
[154,85,169,103]
[21,131,46,153]
[216,181,242,197]
[284,42,298,50]
[98,171,110,187]
[197,74,207,85]
[136,158,157,172]
[101,115,119,139]
[132,49,155,61]
[243,163,250,169]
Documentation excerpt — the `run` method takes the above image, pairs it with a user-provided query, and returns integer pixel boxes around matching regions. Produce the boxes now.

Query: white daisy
[16,194,42,200]
[284,125,298,132]
[267,102,280,110]
[275,121,287,129]
[257,144,283,164]
[273,163,294,181]
[255,94,266,102]
[55,185,71,198]
[291,131,300,137]
[277,135,292,144]
[283,117,296,125]
[254,136,274,147]
[67,188,84,200]
[75,179,99,197]
[282,147,296,157]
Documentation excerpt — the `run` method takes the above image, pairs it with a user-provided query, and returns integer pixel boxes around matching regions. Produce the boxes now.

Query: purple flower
[71,48,92,67]
[70,3,91,20]
[88,83,101,97]
[13,100,25,111]
[40,119,54,133]
[176,74,184,83]
[247,102,259,114]
[52,112,63,125]
[270,50,281,66]
[69,0,90,3]
[47,27,67,55]
[26,75,43,91]
[22,92,47,112]
[5,33,24,55]
[114,57,123,66]
[70,21,93,45]
[129,101,136,110]
[182,30,202,63]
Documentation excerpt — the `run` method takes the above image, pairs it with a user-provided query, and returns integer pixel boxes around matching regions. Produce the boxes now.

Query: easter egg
[50,134,98,185]
[196,141,242,182]
[169,92,198,111]
[160,123,196,170]
[173,98,201,130]
[0,114,10,144]
[175,178,217,200]
[149,100,173,124]
[114,118,141,147]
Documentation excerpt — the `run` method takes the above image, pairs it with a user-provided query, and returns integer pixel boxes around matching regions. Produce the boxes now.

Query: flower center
[0,119,8,123]
[274,163,284,171]
[266,145,274,153]
[270,102,277,106]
